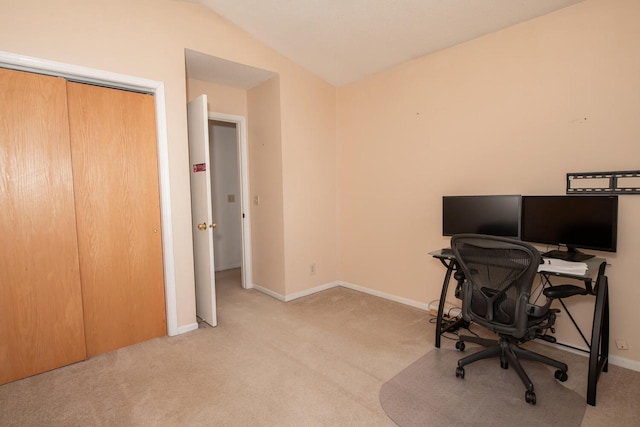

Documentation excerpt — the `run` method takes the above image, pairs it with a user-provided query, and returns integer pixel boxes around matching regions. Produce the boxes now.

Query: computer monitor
[442,195,521,239]
[521,195,618,261]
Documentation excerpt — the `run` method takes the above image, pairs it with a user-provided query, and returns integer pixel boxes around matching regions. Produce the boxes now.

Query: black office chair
[451,234,568,405]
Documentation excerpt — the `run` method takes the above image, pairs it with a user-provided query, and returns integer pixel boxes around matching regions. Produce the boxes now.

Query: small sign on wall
[193,163,206,173]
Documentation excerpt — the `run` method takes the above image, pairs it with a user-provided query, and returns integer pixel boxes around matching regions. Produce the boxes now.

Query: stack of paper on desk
[538,258,588,275]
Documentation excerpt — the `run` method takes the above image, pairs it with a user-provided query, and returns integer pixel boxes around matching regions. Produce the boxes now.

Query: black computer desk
[429,249,609,406]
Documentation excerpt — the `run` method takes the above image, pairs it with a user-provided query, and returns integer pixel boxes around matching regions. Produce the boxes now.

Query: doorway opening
[209,118,246,293]
[188,105,253,328]
[185,50,276,328]
[208,112,252,291]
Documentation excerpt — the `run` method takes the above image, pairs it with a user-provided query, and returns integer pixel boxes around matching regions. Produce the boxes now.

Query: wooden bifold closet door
[66,82,166,357]
[1,68,166,385]
[0,69,87,384]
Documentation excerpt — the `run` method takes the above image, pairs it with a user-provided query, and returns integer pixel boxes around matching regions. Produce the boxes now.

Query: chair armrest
[543,284,588,299]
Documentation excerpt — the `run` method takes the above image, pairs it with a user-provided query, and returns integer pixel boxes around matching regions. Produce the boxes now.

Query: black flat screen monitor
[521,195,618,261]
[442,195,521,239]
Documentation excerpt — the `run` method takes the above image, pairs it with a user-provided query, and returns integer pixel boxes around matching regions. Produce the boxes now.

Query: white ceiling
[191,0,583,87]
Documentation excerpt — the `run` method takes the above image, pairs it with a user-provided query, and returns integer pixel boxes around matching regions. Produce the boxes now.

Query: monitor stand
[542,247,595,262]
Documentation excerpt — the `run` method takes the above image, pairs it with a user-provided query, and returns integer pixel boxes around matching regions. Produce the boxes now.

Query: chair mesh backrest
[451,234,540,337]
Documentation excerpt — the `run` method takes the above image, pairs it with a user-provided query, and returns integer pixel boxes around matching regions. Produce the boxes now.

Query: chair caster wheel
[525,390,536,405]
[554,370,568,382]
[500,360,508,370]
[455,341,465,351]
[455,366,465,379]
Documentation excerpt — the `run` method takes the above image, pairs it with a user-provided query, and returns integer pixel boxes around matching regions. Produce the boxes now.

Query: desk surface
[429,248,605,282]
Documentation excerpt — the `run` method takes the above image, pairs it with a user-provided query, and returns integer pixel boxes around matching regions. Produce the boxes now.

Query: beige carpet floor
[1,268,639,426]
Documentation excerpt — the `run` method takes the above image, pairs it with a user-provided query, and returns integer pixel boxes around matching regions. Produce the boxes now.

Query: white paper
[538,258,588,275]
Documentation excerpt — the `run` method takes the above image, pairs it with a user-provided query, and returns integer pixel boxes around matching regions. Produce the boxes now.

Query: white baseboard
[252,283,286,301]
[532,338,640,372]
[176,322,199,335]
[609,354,640,372]
[251,279,429,309]
[338,280,430,311]
[252,281,340,302]
[284,281,340,302]
[215,263,241,272]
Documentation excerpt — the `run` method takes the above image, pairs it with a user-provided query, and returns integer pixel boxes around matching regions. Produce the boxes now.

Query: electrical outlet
[616,339,629,350]
[310,263,316,276]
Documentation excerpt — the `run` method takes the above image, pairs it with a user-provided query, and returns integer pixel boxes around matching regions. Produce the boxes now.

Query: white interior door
[187,95,217,327]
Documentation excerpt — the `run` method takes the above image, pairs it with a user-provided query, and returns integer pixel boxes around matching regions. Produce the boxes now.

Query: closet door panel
[0,68,86,384]
[67,82,166,357]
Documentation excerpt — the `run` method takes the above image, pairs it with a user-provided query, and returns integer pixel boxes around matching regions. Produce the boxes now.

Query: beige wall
[0,0,338,327]
[248,77,286,295]
[337,0,640,361]
[186,79,247,116]
[281,70,339,294]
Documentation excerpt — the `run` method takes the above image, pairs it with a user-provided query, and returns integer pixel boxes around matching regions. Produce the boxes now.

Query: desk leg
[435,262,455,348]
[587,277,609,406]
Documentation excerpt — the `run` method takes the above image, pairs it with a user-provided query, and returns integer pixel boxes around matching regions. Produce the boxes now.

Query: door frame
[208,112,253,289]
[0,51,179,336]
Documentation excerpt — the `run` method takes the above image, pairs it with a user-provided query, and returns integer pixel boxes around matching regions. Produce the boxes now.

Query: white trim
[177,322,199,335]
[537,339,640,372]
[609,355,640,372]
[252,281,340,302]
[251,278,425,306]
[0,52,156,93]
[252,283,286,301]
[339,280,430,311]
[154,85,179,337]
[284,281,340,301]
[215,263,242,272]
[208,112,253,290]
[0,51,179,337]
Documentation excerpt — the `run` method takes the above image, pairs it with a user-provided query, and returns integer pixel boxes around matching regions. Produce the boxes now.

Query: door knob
[197,222,216,230]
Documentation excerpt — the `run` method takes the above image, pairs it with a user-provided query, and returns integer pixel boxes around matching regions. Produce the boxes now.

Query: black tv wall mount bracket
[567,170,640,194]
